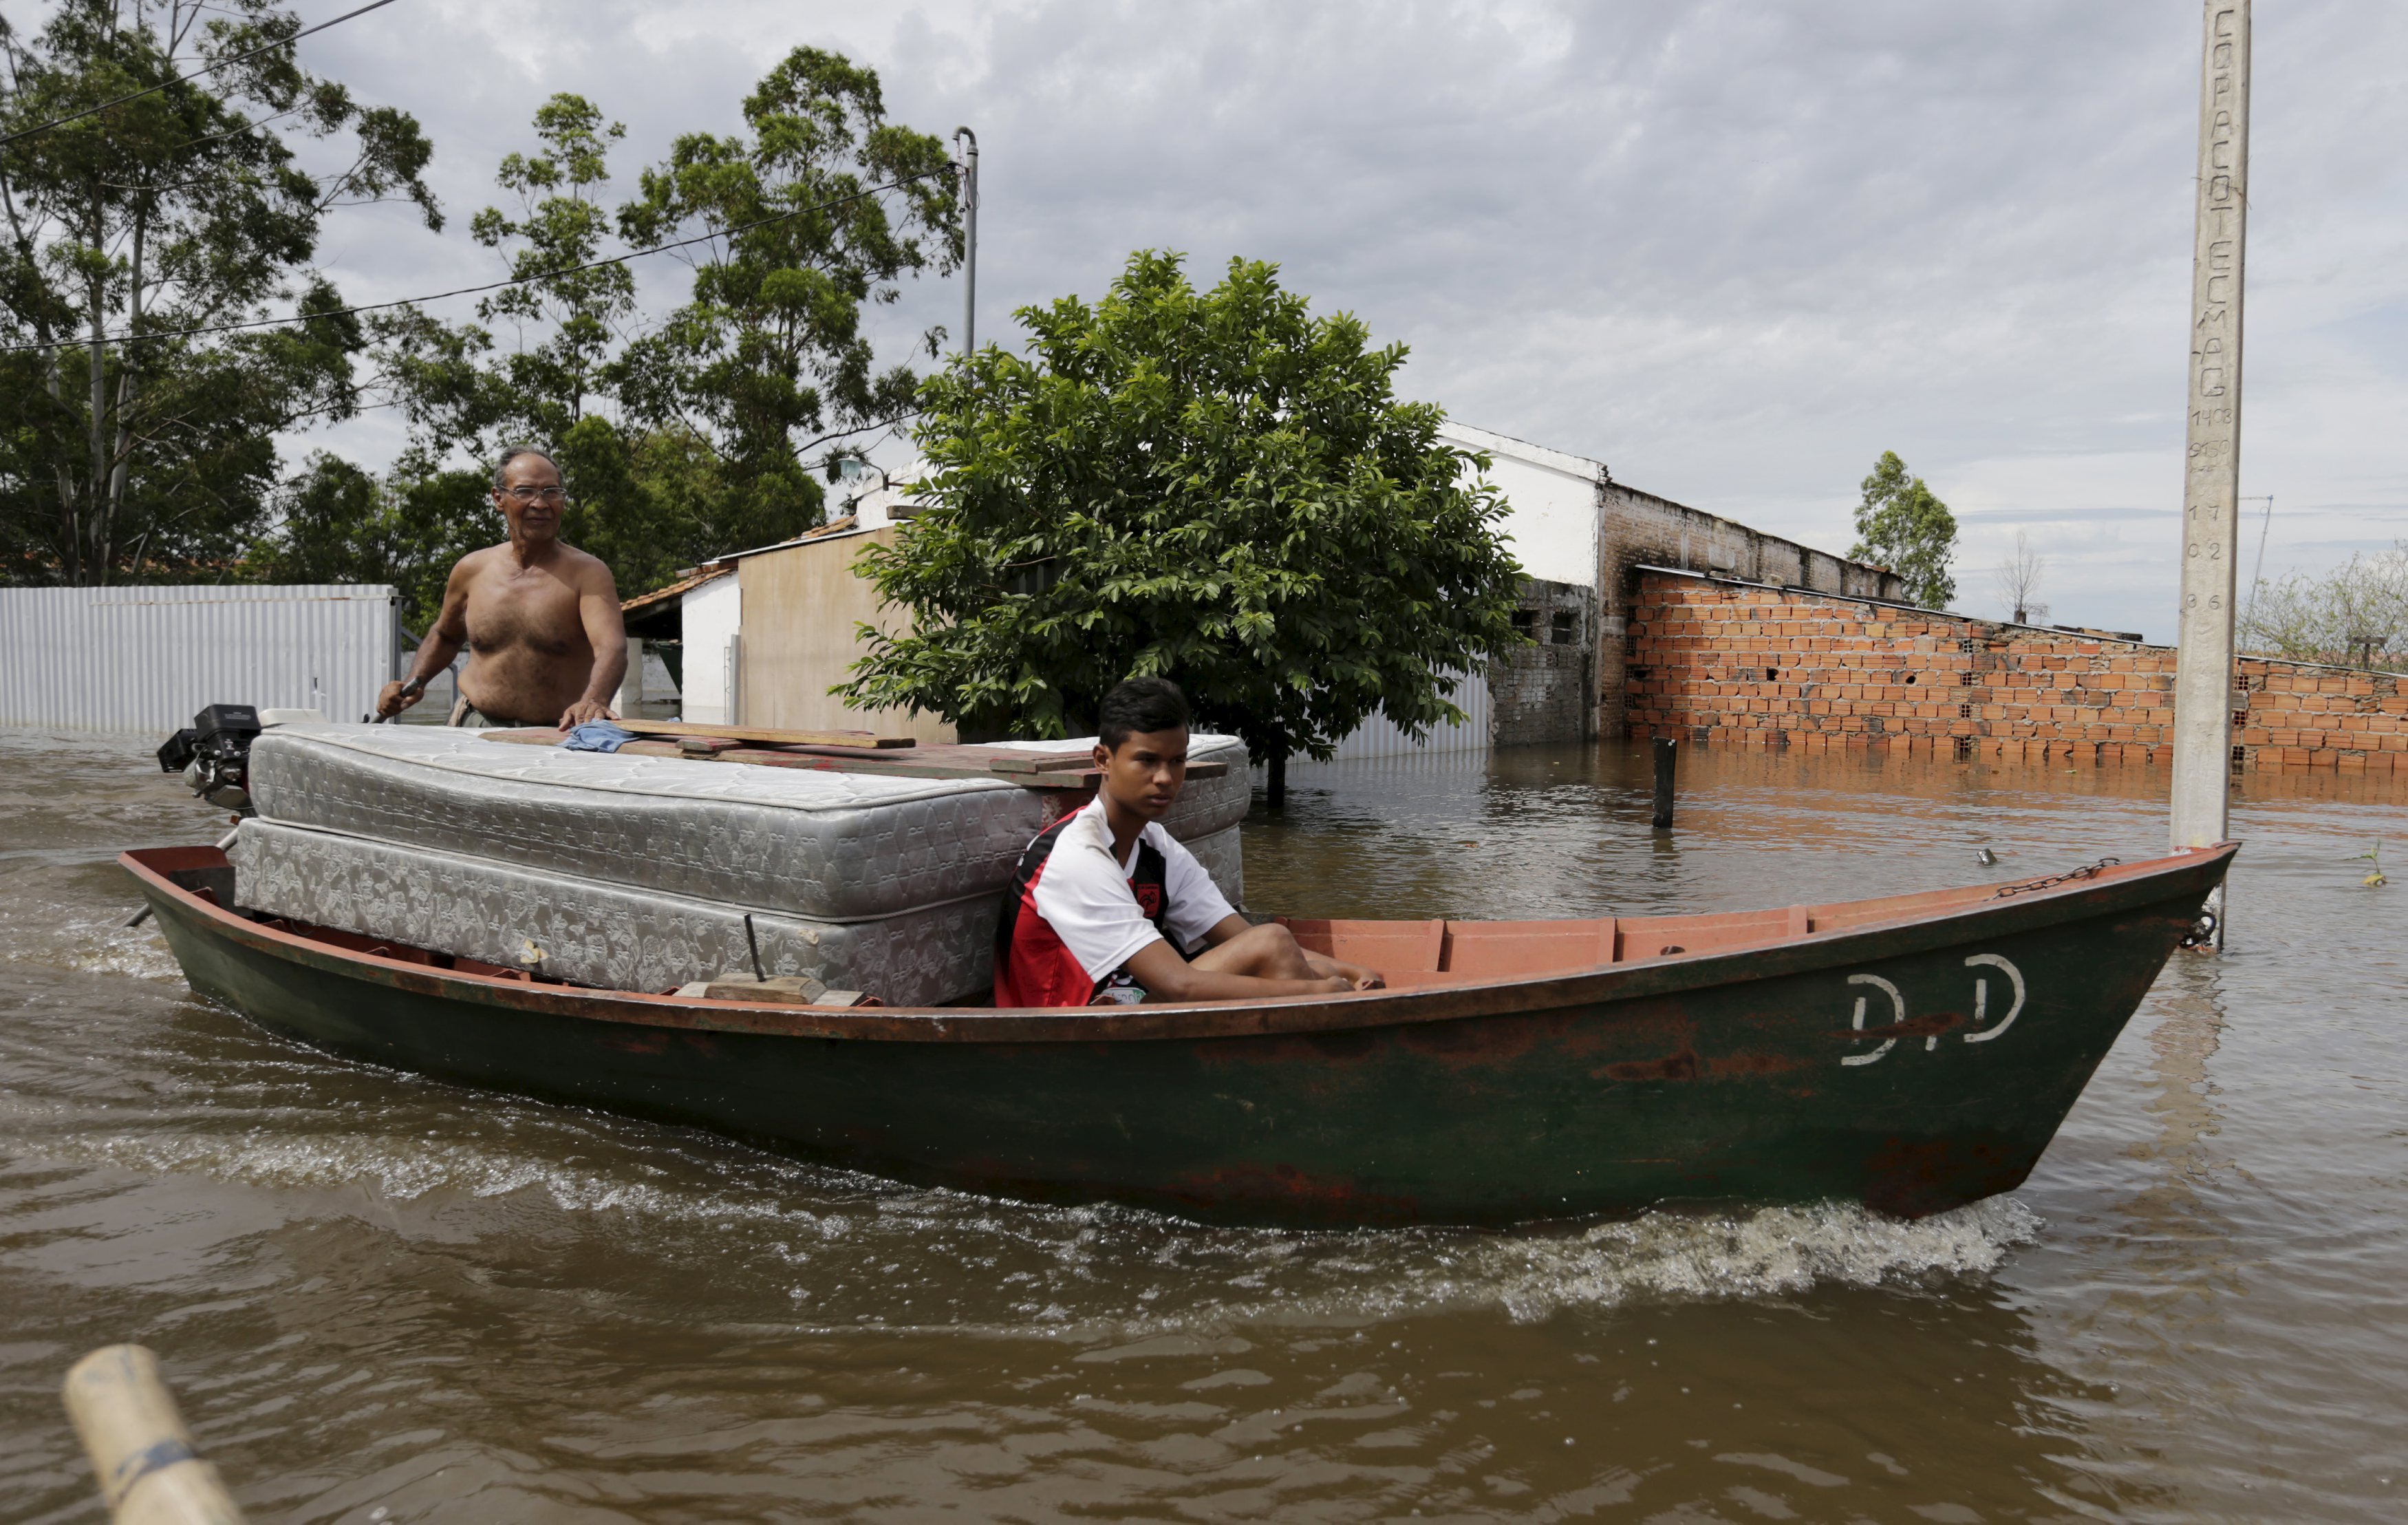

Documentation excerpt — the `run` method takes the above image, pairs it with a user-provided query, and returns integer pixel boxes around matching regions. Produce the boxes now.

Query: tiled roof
[619,562,733,615]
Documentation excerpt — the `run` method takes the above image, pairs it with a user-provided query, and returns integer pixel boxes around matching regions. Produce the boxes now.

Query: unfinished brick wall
[1624,570,2408,774]
[1591,482,1906,738]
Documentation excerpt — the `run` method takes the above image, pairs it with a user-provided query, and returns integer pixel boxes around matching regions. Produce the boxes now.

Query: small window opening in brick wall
[1959,671,1979,685]
[2230,745,2246,768]
[1904,673,1917,685]
[1550,610,1579,645]
[1958,703,1973,718]
[1954,737,1974,761]
[1764,668,1778,683]
[1512,609,1537,637]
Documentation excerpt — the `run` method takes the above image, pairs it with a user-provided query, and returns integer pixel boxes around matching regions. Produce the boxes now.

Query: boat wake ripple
[15,1101,2043,1336]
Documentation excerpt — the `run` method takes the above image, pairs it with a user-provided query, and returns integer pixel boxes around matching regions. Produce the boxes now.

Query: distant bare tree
[2241,542,2408,670]
[1992,530,2049,625]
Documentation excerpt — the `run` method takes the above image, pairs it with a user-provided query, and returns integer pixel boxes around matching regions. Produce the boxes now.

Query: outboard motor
[158,703,262,813]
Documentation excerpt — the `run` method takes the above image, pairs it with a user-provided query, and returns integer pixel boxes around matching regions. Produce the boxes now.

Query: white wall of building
[1439,422,1604,591]
[678,573,742,725]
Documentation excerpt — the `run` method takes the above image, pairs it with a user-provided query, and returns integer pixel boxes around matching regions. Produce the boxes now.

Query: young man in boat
[374,445,628,729]
[994,677,1386,1007]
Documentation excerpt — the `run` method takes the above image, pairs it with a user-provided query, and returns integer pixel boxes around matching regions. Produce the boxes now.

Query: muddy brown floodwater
[3,730,2404,1522]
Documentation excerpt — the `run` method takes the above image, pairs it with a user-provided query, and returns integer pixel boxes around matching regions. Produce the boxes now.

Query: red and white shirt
[993,796,1236,1007]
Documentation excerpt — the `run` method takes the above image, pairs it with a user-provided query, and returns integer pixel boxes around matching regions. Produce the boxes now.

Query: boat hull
[127,845,2232,1227]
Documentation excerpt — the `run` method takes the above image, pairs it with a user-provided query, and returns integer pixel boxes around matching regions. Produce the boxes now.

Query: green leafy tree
[469,94,632,437]
[372,52,958,599]
[248,451,488,626]
[840,250,1527,806]
[0,0,438,584]
[614,47,958,542]
[1849,450,1958,608]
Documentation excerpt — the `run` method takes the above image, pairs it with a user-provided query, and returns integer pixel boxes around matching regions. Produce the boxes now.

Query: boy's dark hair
[1098,676,1191,750]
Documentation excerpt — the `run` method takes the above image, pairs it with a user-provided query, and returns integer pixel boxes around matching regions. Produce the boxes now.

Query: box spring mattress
[247,725,1249,923]
[228,820,1246,1006]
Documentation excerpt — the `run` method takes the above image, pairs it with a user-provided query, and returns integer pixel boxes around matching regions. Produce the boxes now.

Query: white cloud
[277,0,2405,642]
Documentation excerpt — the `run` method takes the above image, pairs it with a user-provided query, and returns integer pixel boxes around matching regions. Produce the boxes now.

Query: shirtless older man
[376,446,628,728]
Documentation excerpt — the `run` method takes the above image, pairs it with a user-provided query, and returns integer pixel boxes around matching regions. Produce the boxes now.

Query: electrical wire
[797,409,926,456]
[0,167,952,354]
[0,0,404,150]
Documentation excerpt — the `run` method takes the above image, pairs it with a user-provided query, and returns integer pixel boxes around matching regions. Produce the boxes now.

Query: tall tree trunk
[47,352,78,582]
[86,285,107,586]
[83,182,111,584]
[105,205,145,577]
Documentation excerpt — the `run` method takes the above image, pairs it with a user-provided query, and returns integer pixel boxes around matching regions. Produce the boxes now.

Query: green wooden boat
[123,841,2234,1227]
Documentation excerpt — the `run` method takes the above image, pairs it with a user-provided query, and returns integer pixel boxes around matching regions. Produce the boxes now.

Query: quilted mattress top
[257,723,1021,809]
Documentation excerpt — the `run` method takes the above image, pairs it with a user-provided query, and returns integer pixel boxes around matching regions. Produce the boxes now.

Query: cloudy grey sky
[270,0,2408,640]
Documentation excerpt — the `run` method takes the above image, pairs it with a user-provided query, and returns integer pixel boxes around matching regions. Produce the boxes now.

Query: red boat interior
[1276,877,2017,992]
[129,843,2136,1006]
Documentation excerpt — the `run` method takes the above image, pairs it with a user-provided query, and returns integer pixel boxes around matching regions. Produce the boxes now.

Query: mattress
[1183,824,1244,911]
[230,818,1251,1005]
[230,820,998,1005]
[247,725,1249,922]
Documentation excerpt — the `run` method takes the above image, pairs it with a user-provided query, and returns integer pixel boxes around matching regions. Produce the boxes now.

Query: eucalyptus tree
[470,94,633,436]
[0,0,437,584]
[612,46,959,548]
[367,49,960,598]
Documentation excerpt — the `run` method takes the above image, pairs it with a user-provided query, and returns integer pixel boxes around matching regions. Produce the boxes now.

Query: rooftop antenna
[2239,493,2273,632]
[952,127,978,356]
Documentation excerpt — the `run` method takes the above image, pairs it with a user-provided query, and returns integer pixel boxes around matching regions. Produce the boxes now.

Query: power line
[798,409,925,457]
[0,168,952,354]
[0,0,403,151]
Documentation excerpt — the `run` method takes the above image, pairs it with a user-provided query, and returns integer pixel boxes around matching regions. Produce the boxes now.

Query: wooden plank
[471,730,1217,787]
[718,748,1105,789]
[985,753,1099,775]
[734,750,1224,785]
[616,718,916,749]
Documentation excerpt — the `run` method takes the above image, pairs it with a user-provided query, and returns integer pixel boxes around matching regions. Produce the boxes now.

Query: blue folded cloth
[562,721,638,753]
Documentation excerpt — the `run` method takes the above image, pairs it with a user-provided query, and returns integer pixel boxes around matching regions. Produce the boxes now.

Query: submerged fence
[0,584,400,734]
[1324,670,1492,760]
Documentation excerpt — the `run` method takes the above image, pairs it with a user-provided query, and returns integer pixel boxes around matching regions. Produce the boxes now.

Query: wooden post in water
[1652,736,1677,830]
[2169,0,2249,950]
[62,1345,246,1524]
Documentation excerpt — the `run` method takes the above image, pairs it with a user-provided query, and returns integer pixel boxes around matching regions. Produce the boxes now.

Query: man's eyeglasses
[502,485,568,504]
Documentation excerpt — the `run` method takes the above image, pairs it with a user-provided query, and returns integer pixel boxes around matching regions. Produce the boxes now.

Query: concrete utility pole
[2169,0,2249,948]
[953,127,979,356]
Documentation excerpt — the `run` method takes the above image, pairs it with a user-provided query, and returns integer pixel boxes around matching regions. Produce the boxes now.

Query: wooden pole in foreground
[62,1345,246,1525]
[2169,0,2250,951]
[1652,736,1677,830]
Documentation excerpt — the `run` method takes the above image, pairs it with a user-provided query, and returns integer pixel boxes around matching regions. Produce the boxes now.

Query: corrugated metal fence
[1324,670,1492,760]
[0,585,399,733]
